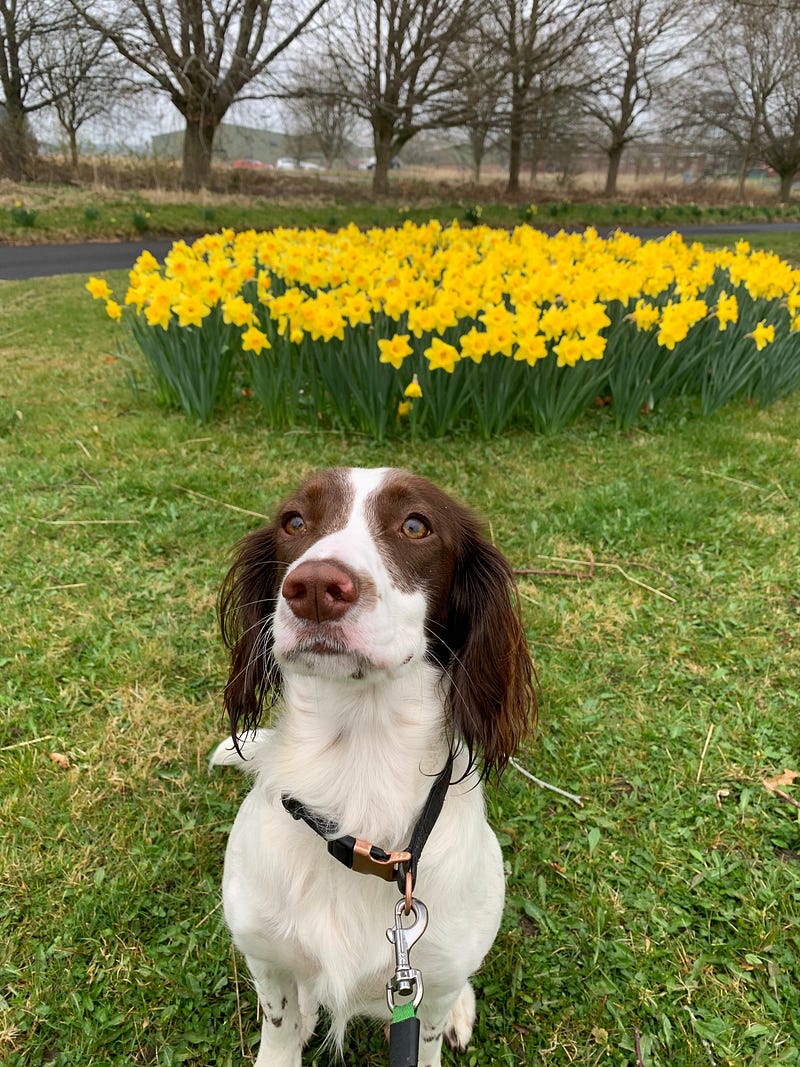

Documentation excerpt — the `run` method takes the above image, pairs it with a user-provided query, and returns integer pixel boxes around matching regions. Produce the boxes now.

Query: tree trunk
[605,141,624,196]
[0,102,30,180]
[470,129,486,185]
[182,112,219,191]
[69,127,79,170]
[370,128,393,196]
[506,106,524,194]
[778,168,795,203]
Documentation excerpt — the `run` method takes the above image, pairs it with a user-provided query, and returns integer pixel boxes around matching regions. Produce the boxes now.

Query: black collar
[282,752,454,897]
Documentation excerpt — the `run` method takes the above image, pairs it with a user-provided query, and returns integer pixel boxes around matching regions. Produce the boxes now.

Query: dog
[211,467,535,1066]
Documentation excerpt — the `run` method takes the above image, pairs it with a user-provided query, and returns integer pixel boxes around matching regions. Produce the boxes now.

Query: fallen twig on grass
[634,1028,645,1067]
[516,549,595,582]
[516,566,594,580]
[701,467,789,500]
[696,723,715,785]
[176,484,271,520]
[510,756,584,807]
[34,518,138,525]
[772,789,800,811]
[534,554,676,603]
[0,734,54,752]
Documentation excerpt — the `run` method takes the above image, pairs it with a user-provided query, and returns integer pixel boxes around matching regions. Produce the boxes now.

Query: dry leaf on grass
[763,769,798,792]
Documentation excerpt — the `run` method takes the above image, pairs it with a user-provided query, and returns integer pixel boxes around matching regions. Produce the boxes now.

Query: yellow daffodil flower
[404,375,423,398]
[86,277,112,301]
[172,295,212,329]
[748,321,775,350]
[378,335,413,369]
[242,326,270,354]
[715,292,738,331]
[424,337,460,373]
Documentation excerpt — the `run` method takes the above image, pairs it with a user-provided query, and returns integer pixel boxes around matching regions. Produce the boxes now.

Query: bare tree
[69,0,331,190]
[0,0,64,178]
[446,20,506,182]
[526,79,595,184]
[701,0,800,203]
[39,18,124,169]
[283,61,358,168]
[321,0,476,195]
[584,0,709,196]
[483,0,598,194]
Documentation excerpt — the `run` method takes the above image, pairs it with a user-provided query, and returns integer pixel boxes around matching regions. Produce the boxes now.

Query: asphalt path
[2,223,800,281]
[0,239,176,280]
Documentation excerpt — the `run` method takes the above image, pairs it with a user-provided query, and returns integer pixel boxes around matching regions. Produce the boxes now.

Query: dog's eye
[401,515,430,539]
[283,514,306,535]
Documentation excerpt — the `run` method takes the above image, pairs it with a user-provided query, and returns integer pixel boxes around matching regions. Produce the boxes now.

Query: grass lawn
[3,177,800,245]
[1,263,799,1066]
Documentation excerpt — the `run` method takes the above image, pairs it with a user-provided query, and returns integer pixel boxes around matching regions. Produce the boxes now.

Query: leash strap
[389,1004,420,1067]
[281,751,454,894]
[397,751,453,894]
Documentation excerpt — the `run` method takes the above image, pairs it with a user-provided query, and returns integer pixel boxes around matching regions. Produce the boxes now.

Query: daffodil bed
[87,221,800,436]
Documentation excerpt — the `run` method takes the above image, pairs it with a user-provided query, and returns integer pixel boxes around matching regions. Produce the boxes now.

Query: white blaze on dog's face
[271,467,449,679]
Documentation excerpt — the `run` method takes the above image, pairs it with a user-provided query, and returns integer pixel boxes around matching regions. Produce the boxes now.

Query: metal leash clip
[385,896,428,1012]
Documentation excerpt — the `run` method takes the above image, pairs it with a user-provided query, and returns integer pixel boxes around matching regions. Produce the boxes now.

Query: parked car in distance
[276,158,323,170]
[232,158,272,170]
[358,157,402,170]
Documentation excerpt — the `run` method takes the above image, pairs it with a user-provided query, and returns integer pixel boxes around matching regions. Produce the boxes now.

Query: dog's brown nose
[282,560,359,622]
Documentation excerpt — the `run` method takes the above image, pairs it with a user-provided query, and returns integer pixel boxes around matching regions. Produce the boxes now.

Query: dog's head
[219,467,535,777]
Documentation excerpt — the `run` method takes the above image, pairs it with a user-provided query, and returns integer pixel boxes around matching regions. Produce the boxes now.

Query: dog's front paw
[443,980,476,1052]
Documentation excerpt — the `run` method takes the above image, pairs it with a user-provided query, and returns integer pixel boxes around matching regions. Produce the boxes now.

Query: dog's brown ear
[443,526,536,779]
[219,525,282,743]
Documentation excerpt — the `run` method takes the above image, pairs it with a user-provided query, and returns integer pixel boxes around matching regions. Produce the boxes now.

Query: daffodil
[105,300,123,321]
[748,321,775,350]
[86,276,112,301]
[715,292,738,331]
[424,337,459,373]
[404,374,422,398]
[172,295,211,329]
[378,335,413,369]
[222,297,256,328]
[629,299,660,332]
[242,326,270,354]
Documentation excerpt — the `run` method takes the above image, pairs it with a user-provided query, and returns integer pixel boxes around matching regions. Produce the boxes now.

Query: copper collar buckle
[351,839,412,881]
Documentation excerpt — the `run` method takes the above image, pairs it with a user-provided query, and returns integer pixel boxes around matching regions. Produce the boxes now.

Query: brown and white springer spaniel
[211,467,535,1066]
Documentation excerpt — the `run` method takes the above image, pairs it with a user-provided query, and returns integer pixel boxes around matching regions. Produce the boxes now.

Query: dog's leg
[417,981,476,1067]
[245,958,317,1067]
[443,980,476,1051]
